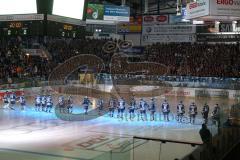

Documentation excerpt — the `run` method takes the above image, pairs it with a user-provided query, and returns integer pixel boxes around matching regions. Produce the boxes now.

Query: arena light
[193,20,204,25]
[53,0,85,20]
[0,0,37,15]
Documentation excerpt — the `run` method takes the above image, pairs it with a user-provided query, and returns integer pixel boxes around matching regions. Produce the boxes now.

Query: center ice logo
[48,40,172,121]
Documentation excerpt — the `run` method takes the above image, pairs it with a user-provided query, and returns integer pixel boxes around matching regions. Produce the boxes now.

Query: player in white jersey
[19,94,26,110]
[35,95,41,111]
[118,97,126,120]
[10,92,16,106]
[139,98,148,121]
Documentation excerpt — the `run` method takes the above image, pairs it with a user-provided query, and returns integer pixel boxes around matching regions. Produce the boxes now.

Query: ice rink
[0,90,234,160]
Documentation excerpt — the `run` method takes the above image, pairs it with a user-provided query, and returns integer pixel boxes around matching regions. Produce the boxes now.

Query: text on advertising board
[189,1,207,9]
[216,0,240,5]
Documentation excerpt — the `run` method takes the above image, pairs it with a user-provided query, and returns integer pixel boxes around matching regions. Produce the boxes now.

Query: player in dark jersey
[202,103,210,124]
[82,96,92,115]
[176,101,185,122]
[149,98,156,121]
[161,99,170,121]
[128,96,136,120]
[108,97,116,117]
[189,102,197,124]
[46,95,53,113]
[67,96,73,114]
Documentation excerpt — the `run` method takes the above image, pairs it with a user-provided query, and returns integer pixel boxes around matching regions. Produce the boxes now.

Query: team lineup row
[2,92,221,124]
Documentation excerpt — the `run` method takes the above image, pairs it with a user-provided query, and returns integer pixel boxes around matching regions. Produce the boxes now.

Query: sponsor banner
[86,4,104,21]
[104,5,130,22]
[0,14,44,21]
[219,23,233,32]
[164,88,193,97]
[186,0,210,19]
[162,87,238,99]
[142,34,196,43]
[86,3,130,23]
[197,33,240,42]
[142,15,169,25]
[142,25,196,35]
[117,16,142,33]
[195,89,229,98]
[210,0,240,16]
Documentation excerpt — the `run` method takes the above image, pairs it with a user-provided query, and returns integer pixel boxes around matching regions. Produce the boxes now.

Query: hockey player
[202,103,210,124]
[128,96,136,120]
[41,95,47,112]
[118,97,126,120]
[189,102,197,124]
[2,91,9,108]
[211,104,220,126]
[97,97,104,115]
[58,96,65,113]
[82,96,92,115]
[67,96,73,114]
[3,91,9,103]
[108,97,115,117]
[35,95,41,111]
[46,95,53,113]
[161,99,170,121]
[149,98,156,121]
[10,92,16,106]
[176,101,185,122]
[19,94,26,110]
[139,98,148,121]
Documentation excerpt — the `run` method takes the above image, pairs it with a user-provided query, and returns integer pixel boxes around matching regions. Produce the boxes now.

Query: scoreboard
[0,20,86,38]
[0,21,44,36]
[47,21,86,38]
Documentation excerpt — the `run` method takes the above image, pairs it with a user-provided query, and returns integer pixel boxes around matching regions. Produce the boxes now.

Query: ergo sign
[216,0,240,5]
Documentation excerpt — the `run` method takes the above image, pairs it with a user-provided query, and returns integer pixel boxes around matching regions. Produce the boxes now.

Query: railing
[132,125,240,160]
[133,136,203,160]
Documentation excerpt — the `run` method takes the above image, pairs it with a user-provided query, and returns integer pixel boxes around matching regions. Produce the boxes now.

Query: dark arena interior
[0,0,240,160]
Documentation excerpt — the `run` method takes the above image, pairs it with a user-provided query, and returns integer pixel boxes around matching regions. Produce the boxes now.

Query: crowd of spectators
[0,36,240,85]
[145,43,240,77]
[45,37,109,64]
[0,37,52,83]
